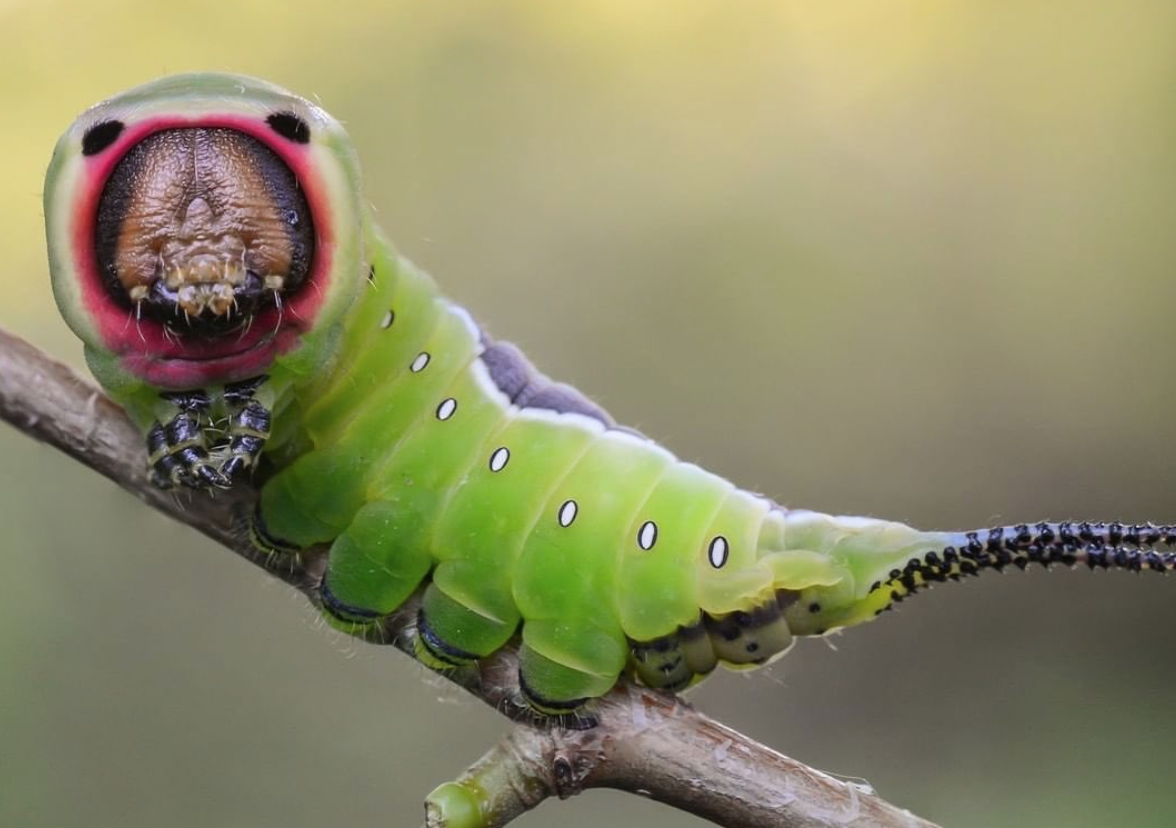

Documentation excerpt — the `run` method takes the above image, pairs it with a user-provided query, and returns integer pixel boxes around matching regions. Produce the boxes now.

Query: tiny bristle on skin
[882,521,1176,603]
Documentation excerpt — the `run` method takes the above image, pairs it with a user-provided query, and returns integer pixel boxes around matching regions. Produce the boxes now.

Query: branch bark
[0,326,940,828]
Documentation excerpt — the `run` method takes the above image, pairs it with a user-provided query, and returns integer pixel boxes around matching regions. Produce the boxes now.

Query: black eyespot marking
[81,120,124,156]
[266,111,311,144]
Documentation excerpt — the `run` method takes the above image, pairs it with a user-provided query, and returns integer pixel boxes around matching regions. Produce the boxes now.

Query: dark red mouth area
[122,312,301,388]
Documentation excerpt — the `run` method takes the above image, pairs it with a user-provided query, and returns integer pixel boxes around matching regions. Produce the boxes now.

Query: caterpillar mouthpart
[136,251,282,333]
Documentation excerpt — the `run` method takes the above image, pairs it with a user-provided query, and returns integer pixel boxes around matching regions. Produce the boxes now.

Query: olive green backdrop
[2,2,1174,826]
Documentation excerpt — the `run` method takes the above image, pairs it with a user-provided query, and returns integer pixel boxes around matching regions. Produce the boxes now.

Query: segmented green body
[44,73,1176,716]
[255,227,948,706]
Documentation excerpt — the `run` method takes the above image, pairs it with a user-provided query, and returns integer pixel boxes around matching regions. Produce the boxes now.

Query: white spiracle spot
[637,520,658,550]
[436,398,457,421]
[379,309,394,329]
[708,536,729,569]
[410,352,430,373]
[558,499,578,527]
[489,447,510,472]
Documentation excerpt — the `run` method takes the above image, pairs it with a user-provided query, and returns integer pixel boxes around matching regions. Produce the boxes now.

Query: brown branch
[0,326,940,828]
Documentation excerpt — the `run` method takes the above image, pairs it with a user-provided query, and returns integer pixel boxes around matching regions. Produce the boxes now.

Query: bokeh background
[3,1,1175,826]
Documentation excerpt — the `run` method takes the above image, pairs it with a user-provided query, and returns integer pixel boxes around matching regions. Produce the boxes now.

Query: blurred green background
[3,1,1175,826]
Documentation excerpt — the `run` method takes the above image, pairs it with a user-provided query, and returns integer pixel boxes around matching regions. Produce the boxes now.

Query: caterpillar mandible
[43,73,1176,721]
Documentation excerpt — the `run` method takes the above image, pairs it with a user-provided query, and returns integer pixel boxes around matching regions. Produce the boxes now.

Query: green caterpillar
[43,73,1176,721]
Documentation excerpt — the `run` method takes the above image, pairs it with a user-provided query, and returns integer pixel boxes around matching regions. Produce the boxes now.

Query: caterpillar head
[45,73,364,392]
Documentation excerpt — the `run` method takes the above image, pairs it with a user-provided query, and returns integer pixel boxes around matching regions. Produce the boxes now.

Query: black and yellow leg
[147,390,228,489]
[221,400,271,480]
[221,377,271,480]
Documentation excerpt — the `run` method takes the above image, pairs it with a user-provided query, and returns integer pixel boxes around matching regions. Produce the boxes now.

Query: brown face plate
[95,127,314,335]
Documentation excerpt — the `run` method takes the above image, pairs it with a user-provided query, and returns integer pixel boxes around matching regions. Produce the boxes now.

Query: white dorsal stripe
[558,499,578,527]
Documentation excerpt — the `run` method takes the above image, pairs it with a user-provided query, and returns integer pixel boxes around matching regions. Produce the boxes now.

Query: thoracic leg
[147,390,227,488]
[145,377,275,490]
[220,376,272,480]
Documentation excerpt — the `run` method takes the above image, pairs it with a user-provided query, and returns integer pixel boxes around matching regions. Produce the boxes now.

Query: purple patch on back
[480,340,614,426]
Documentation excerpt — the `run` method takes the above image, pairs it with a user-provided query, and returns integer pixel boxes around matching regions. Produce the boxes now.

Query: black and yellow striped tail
[878,520,1176,606]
